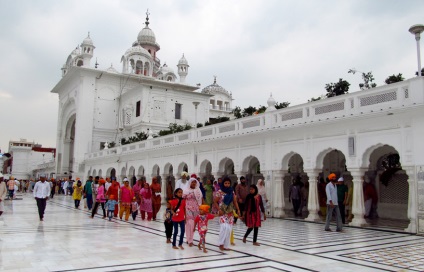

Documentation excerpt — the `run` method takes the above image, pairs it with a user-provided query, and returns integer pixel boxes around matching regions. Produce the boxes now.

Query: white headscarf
[183,177,203,205]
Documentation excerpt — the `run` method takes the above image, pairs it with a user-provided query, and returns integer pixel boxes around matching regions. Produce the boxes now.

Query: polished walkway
[0,194,423,272]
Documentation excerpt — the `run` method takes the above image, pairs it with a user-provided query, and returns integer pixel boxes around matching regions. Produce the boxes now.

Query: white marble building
[50,13,424,234]
[7,139,55,180]
[51,13,232,179]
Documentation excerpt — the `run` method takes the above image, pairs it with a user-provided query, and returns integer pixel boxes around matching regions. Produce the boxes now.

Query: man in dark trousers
[235,176,249,223]
[33,175,51,221]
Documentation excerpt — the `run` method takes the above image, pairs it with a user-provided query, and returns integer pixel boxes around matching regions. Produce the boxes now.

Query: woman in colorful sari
[214,176,240,251]
[119,179,134,221]
[183,175,203,246]
[150,177,162,220]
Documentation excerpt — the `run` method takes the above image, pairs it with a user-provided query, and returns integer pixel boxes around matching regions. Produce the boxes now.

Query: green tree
[325,78,350,98]
[232,106,242,119]
[385,73,404,84]
[275,101,290,109]
[242,106,257,116]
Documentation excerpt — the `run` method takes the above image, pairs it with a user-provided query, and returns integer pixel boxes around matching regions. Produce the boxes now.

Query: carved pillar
[161,175,168,205]
[350,168,367,227]
[272,170,286,218]
[305,169,321,221]
[404,166,417,233]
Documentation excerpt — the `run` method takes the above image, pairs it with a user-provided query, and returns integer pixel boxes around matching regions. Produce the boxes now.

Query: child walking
[131,197,139,220]
[169,188,186,250]
[243,184,266,246]
[140,182,153,220]
[193,204,216,253]
[163,202,173,243]
[106,195,117,221]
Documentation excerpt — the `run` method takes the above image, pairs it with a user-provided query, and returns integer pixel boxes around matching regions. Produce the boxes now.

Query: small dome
[106,64,118,74]
[138,27,157,46]
[159,63,175,74]
[267,93,276,107]
[124,45,151,58]
[82,33,94,46]
[201,77,231,97]
[266,93,276,112]
[178,54,188,66]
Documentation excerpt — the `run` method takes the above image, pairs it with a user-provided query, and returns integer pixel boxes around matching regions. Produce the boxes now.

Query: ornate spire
[213,75,217,84]
[145,9,150,27]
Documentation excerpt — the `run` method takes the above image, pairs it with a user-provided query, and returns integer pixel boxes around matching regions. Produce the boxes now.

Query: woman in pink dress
[183,176,203,246]
[140,183,153,220]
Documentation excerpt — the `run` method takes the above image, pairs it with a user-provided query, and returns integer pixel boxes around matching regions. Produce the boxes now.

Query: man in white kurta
[33,175,51,221]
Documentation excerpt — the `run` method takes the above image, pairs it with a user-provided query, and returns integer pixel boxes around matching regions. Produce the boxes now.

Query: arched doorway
[163,163,175,193]
[62,115,76,174]
[177,162,188,177]
[128,166,136,186]
[106,168,116,180]
[152,165,161,184]
[317,149,350,221]
[218,157,236,183]
[199,160,213,182]
[282,153,308,218]
[242,156,264,186]
[367,144,408,228]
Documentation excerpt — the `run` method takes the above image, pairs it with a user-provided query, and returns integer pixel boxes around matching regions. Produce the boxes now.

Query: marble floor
[0,194,423,272]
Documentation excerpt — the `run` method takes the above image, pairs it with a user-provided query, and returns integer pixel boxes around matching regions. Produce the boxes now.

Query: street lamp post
[192,102,200,127]
[409,24,424,76]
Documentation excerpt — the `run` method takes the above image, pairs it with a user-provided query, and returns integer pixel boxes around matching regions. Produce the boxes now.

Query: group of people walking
[166,172,267,252]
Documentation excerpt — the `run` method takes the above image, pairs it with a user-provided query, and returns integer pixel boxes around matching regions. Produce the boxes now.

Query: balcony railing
[209,105,233,112]
[85,77,423,161]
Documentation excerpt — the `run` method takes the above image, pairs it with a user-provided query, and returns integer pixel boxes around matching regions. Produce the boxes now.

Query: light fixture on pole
[409,24,424,76]
[192,102,200,127]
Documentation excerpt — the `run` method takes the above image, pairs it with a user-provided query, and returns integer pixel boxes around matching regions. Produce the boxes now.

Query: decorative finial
[88,31,90,38]
[213,75,217,84]
[95,58,99,69]
[145,9,150,27]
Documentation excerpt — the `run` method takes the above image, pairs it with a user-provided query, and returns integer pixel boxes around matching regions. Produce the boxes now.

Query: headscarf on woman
[245,184,258,212]
[219,177,234,206]
[183,177,203,205]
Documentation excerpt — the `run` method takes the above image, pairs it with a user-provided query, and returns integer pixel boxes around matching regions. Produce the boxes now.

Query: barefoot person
[243,184,266,246]
[33,175,51,221]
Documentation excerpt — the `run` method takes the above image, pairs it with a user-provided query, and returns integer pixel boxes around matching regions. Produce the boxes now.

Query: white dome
[267,93,276,107]
[178,54,188,66]
[106,64,118,74]
[201,77,231,97]
[82,33,94,46]
[159,64,175,74]
[138,27,157,45]
[124,45,151,58]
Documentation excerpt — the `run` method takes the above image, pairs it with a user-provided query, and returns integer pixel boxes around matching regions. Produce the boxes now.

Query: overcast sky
[0,0,423,152]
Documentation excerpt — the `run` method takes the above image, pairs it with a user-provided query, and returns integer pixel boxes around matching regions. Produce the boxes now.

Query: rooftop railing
[85,77,423,160]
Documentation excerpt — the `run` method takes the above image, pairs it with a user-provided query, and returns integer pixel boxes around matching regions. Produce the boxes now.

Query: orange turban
[199,205,210,213]
[328,173,337,180]
[99,179,106,184]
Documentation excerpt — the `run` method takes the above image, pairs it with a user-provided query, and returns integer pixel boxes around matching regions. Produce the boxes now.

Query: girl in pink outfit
[140,183,153,220]
[91,179,106,218]
[183,176,204,247]
[119,180,134,221]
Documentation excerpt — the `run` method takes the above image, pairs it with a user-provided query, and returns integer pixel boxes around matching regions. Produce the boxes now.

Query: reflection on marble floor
[0,194,422,272]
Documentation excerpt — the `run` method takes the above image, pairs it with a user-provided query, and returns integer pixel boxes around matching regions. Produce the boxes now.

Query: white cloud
[0,0,423,150]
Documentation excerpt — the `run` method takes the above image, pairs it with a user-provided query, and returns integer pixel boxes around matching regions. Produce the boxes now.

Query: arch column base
[405,219,417,233]
[349,217,368,227]
[305,213,321,222]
